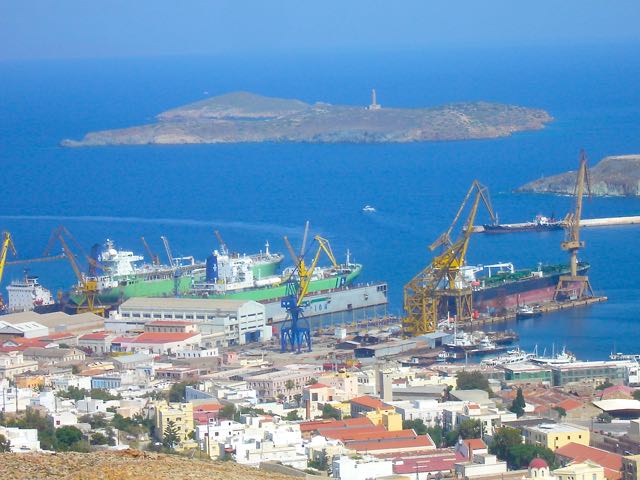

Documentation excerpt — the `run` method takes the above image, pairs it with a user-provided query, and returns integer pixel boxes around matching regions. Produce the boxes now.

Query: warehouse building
[112,297,270,346]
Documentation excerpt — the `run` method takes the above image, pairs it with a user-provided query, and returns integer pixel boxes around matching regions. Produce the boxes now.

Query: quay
[472,215,640,232]
[466,295,608,326]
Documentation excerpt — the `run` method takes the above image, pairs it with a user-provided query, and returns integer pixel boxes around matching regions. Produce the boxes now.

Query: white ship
[530,346,576,365]
[6,273,55,313]
[481,347,535,366]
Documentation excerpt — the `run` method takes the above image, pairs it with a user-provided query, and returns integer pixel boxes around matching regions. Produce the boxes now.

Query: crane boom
[404,180,494,336]
[0,232,17,284]
[213,229,229,255]
[160,236,174,267]
[141,237,160,266]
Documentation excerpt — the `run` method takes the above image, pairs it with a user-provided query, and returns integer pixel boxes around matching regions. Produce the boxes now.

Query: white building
[454,453,508,478]
[113,332,202,355]
[197,419,246,457]
[0,320,48,339]
[0,352,39,380]
[114,297,269,346]
[50,411,78,428]
[0,426,40,452]
[76,397,120,415]
[332,455,394,480]
[0,382,35,413]
[174,347,219,359]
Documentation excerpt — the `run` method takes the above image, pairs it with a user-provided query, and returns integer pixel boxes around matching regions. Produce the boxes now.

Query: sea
[1,45,639,360]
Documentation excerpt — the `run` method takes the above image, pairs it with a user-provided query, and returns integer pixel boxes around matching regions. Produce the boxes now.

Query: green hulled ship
[68,239,284,305]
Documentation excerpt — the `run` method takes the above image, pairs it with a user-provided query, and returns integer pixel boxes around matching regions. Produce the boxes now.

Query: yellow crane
[44,226,107,316]
[280,221,338,352]
[403,180,496,336]
[554,151,594,300]
[0,231,17,309]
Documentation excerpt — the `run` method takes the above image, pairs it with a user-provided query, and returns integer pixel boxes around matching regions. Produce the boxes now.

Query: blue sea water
[1,45,640,360]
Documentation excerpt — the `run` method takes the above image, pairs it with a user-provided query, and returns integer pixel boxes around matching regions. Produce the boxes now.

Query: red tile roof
[79,332,111,341]
[555,443,622,480]
[147,320,195,326]
[299,417,373,433]
[305,383,329,389]
[127,332,199,344]
[317,425,386,441]
[194,403,223,412]
[555,398,585,412]
[347,435,435,453]
[464,438,488,450]
[350,395,392,410]
[41,332,77,340]
[392,451,464,474]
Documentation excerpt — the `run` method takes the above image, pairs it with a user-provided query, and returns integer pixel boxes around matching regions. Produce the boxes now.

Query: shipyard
[3,3,640,480]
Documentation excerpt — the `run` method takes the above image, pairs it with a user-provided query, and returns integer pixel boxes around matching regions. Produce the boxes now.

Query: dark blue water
[1,45,640,360]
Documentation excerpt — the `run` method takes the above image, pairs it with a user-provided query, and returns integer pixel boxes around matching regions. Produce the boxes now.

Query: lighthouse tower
[368,89,381,110]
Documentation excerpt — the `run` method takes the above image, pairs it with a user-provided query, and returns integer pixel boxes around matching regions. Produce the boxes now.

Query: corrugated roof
[347,435,434,453]
[299,417,372,432]
[79,332,112,341]
[130,332,199,344]
[120,297,258,311]
[351,395,392,410]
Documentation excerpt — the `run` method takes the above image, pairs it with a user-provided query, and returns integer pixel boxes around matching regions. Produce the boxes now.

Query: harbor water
[1,45,640,360]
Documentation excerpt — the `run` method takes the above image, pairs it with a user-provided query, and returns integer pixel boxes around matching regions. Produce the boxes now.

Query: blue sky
[1,0,639,60]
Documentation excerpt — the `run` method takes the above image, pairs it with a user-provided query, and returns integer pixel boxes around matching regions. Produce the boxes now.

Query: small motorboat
[516,304,542,319]
[362,205,376,213]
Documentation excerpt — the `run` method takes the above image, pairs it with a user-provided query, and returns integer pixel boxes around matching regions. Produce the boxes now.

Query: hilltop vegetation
[62,91,552,146]
[518,154,640,196]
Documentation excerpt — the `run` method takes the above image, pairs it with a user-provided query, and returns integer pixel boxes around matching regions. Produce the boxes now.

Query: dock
[466,296,608,326]
[473,216,640,232]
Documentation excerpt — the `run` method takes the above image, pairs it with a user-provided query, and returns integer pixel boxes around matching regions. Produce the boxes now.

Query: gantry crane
[141,237,160,266]
[280,221,339,353]
[44,226,107,315]
[554,151,594,300]
[403,180,496,336]
[0,232,17,309]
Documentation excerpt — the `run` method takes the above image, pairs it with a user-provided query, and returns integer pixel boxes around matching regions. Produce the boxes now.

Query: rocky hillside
[62,91,552,146]
[0,449,294,480]
[517,154,640,196]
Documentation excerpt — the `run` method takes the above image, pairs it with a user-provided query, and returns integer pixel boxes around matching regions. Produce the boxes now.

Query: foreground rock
[0,449,292,480]
[62,91,552,146]
[517,154,640,197]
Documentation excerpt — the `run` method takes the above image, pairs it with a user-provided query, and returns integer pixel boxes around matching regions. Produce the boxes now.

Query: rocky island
[518,154,640,197]
[62,91,552,146]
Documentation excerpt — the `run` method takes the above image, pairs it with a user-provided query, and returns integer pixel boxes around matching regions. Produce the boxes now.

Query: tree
[219,404,236,420]
[321,403,341,420]
[633,390,640,401]
[0,434,11,452]
[55,426,83,450]
[90,432,109,445]
[507,444,556,469]
[596,380,614,391]
[597,412,612,423]
[403,419,427,435]
[458,419,483,439]
[285,410,301,421]
[168,381,197,403]
[294,393,303,407]
[426,426,444,447]
[553,406,567,419]
[456,371,493,395]
[306,378,318,386]
[509,388,526,418]
[490,427,522,460]
[162,420,180,450]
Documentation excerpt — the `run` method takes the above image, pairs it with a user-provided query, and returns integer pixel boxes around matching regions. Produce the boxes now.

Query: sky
[1,0,639,60]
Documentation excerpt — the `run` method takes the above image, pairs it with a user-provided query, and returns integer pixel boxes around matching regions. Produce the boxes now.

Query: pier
[466,296,608,326]
[473,215,640,232]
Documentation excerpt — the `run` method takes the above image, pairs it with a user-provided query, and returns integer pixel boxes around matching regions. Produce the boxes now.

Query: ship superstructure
[6,272,55,313]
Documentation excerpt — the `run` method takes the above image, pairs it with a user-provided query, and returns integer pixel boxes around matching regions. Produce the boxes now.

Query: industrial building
[354,339,417,359]
[550,361,631,386]
[112,297,270,346]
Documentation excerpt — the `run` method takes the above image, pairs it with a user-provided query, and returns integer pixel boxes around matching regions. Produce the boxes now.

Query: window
[143,313,151,318]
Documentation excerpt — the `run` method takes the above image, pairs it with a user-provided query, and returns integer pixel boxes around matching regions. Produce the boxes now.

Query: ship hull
[472,264,589,314]
[482,224,564,233]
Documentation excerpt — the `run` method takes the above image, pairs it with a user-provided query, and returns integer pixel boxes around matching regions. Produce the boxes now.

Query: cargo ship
[189,248,362,302]
[460,261,590,315]
[482,214,564,234]
[4,272,58,314]
[69,239,284,306]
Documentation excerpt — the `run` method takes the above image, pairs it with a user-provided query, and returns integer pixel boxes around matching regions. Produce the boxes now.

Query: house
[523,423,590,451]
[0,351,39,379]
[23,347,86,365]
[77,332,115,355]
[554,461,606,480]
[454,453,508,479]
[112,332,201,355]
[332,455,394,480]
[0,426,40,452]
[555,442,623,480]
[154,401,196,449]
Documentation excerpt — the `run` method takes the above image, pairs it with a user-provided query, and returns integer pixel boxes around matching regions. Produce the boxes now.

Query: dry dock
[467,296,608,326]
[473,216,640,232]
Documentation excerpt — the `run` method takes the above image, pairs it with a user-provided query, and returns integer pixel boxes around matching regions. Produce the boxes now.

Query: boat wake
[0,214,300,236]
